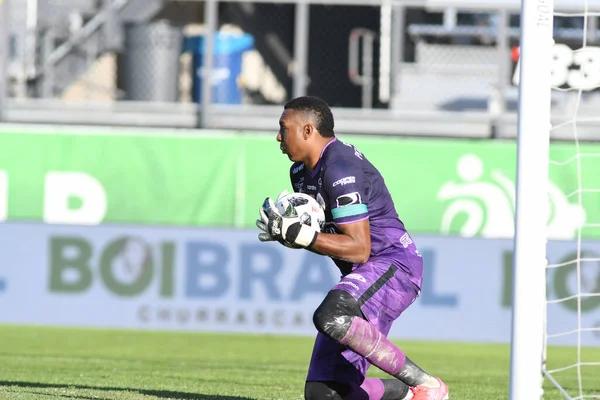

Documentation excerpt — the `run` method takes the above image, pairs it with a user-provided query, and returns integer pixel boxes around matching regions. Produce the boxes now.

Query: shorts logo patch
[400,232,413,248]
[336,192,362,208]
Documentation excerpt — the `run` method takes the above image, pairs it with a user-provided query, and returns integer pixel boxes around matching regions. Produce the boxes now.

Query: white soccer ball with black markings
[275,192,326,233]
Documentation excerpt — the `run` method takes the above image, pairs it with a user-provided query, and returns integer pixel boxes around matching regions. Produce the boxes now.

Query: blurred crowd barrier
[2,0,600,139]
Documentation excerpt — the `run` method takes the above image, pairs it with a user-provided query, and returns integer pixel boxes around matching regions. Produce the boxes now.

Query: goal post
[509,0,555,399]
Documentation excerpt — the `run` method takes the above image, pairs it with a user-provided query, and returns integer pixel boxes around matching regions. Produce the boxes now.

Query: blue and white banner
[0,223,599,346]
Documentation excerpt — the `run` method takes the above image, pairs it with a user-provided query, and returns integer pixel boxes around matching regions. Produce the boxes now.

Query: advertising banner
[0,127,598,239]
[1,223,598,346]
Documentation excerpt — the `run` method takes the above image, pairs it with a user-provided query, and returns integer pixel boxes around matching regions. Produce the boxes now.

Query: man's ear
[303,123,313,139]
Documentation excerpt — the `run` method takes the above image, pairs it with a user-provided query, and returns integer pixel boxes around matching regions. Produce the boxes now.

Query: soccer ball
[275,192,325,232]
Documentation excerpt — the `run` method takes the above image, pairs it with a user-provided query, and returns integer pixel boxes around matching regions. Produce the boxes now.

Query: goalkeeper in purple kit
[257,96,449,400]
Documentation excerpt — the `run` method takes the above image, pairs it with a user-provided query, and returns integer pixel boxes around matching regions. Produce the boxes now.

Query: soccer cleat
[409,377,449,400]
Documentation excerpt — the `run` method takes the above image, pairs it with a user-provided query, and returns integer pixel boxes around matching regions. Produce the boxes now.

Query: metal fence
[1,0,600,139]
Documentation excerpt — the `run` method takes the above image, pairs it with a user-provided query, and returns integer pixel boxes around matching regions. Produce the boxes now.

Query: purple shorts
[305,257,421,387]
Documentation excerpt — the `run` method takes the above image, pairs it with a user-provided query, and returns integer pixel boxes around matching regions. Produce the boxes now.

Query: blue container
[183,33,255,104]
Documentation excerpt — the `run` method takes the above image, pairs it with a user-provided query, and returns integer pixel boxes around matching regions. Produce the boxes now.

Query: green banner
[0,127,598,239]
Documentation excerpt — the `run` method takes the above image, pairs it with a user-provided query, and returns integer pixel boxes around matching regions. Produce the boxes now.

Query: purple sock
[360,378,385,400]
[339,317,406,376]
[343,378,385,400]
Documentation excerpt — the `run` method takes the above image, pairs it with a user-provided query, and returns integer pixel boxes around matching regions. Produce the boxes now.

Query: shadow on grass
[0,381,255,399]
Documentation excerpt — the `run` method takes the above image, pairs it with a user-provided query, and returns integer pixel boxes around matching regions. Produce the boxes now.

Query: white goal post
[509,0,554,399]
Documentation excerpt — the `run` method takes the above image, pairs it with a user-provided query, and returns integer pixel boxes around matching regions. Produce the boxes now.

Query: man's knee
[313,290,363,341]
[304,381,348,400]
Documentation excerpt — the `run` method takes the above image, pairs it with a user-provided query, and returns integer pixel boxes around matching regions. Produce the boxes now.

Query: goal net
[543,1,600,397]
[511,0,600,399]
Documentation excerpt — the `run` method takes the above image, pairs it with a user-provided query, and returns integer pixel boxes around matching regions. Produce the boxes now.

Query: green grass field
[0,325,598,400]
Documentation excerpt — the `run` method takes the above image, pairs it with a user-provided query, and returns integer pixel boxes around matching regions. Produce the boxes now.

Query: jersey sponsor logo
[292,164,304,174]
[345,273,366,283]
[307,185,317,190]
[332,176,356,187]
[336,192,362,208]
[400,232,413,248]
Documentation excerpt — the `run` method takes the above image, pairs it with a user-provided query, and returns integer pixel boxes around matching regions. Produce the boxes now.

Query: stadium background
[1,0,600,398]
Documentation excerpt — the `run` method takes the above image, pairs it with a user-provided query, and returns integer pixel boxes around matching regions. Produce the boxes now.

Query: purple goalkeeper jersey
[289,137,423,289]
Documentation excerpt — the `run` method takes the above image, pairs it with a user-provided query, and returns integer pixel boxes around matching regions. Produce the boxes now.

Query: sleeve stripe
[336,216,369,225]
[332,204,368,219]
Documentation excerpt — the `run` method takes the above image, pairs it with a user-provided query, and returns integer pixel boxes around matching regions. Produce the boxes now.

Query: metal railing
[1,0,600,141]
[0,0,7,122]
[348,28,376,109]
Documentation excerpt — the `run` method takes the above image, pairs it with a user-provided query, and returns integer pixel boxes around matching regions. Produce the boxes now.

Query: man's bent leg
[305,289,412,399]
[305,295,370,388]
[313,289,432,387]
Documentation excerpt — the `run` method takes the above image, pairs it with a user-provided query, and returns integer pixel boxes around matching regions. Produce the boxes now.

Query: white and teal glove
[256,191,318,249]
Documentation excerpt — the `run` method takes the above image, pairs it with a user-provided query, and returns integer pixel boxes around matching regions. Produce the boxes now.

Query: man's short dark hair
[284,96,335,137]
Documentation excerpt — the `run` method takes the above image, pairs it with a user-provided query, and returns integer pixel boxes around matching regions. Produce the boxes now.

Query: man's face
[277,109,308,162]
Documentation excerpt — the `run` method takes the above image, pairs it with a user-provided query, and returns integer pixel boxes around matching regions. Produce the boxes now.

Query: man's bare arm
[310,219,371,263]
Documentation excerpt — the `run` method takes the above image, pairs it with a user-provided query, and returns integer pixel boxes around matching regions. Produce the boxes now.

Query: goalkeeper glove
[257,195,318,249]
[256,190,289,243]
